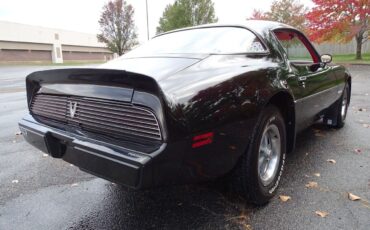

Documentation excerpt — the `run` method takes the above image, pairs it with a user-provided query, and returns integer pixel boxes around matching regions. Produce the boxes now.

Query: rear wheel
[231,105,286,205]
[328,84,349,129]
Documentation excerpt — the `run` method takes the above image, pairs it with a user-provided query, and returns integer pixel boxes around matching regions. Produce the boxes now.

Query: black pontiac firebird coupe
[19,20,351,205]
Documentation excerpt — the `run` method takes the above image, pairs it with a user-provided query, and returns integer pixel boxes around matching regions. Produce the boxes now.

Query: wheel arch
[265,91,296,154]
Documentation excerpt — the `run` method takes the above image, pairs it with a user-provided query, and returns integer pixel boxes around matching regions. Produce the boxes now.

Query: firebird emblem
[69,101,78,118]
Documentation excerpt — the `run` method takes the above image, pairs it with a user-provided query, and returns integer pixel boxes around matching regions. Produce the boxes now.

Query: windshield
[125,27,267,56]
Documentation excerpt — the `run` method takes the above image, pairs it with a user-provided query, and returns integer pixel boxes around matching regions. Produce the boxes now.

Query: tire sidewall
[336,84,350,127]
[341,84,350,122]
[250,106,286,199]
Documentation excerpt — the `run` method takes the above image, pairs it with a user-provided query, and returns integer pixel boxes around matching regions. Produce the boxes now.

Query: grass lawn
[332,53,370,64]
[288,53,370,65]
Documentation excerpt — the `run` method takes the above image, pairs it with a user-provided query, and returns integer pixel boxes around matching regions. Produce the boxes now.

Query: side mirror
[321,54,332,64]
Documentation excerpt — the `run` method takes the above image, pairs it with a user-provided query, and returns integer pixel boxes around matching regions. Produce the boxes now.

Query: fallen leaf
[242,224,252,230]
[354,148,362,154]
[314,173,321,177]
[305,181,318,188]
[71,183,78,187]
[11,180,19,184]
[42,153,48,157]
[315,211,329,218]
[279,195,291,202]
[327,159,336,164]
[348,193,361,201]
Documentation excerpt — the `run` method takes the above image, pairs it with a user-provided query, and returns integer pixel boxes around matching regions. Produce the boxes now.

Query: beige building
[0,21,113,64]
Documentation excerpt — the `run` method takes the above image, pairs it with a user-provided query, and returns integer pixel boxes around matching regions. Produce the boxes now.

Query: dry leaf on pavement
[354,148,362,154]
[305,181,318,188]
[327,159,336,164]
[279,195,291,202]
[315,211,329,218]
[348,193,361,201]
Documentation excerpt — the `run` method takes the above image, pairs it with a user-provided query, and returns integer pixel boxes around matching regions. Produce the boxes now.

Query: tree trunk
[355,35,363,60]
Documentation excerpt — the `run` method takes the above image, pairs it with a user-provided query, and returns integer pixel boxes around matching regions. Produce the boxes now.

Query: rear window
[126,27,267,56]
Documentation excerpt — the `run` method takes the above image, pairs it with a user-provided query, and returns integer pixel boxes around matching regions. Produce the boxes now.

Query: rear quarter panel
[158,54,288,179]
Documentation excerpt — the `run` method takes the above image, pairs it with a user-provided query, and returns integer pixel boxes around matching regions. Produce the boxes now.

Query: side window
[274,30,317,63]
[248,37,266,53]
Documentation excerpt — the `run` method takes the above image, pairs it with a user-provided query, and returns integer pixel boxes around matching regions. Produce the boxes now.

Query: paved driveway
[0,65,369,230]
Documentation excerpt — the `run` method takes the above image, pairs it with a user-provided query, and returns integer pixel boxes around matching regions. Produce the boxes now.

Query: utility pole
[146,0,149,40]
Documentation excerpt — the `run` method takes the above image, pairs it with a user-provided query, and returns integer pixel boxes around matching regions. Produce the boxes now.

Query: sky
[0,0,314,43]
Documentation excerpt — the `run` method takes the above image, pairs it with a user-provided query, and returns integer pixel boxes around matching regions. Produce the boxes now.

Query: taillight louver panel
[30,94,162,141]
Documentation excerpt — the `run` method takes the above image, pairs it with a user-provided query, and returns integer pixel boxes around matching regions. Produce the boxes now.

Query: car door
[273,29,338,131]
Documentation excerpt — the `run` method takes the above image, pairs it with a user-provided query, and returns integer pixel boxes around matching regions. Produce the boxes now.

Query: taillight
[192,132,214,148]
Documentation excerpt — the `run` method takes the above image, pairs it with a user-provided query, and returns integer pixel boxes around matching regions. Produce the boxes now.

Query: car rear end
[19,68,189,189]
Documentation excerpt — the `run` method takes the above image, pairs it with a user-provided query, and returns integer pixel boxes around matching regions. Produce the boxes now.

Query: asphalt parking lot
[0,65,369,230]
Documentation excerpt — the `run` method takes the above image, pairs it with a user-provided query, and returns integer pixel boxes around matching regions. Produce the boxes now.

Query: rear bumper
[19,115,167,189]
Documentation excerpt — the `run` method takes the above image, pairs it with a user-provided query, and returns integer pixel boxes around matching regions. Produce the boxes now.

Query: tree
[250,9,268,20]
[98,0,138,55]
[306,0,369,60]
[156,0,218,34]
[248,0,308,31]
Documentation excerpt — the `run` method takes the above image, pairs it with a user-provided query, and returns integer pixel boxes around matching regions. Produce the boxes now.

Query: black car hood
[100,55,208,82]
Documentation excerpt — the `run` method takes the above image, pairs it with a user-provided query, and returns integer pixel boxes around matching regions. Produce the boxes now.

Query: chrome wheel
[258,124,281,186]
[341,86,348,120]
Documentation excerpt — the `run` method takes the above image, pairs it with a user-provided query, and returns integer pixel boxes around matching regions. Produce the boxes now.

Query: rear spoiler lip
[38,83,134,103]
[26,67,161,104]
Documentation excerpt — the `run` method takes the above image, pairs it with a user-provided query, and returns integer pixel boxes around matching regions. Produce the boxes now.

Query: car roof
[155,20,297,40]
